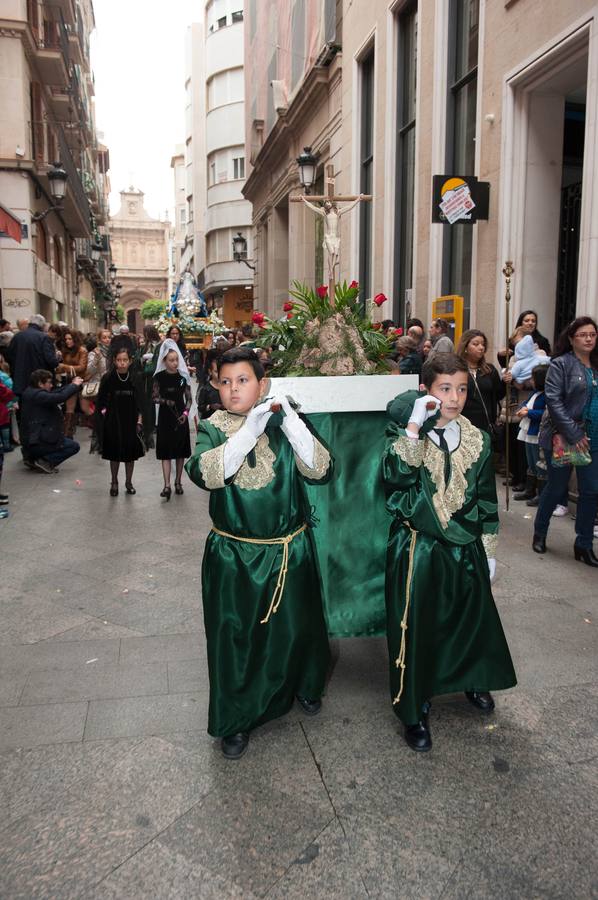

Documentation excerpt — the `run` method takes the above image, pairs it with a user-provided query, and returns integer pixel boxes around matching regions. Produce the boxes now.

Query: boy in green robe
[383,353,516,752]
[186,348,331,759]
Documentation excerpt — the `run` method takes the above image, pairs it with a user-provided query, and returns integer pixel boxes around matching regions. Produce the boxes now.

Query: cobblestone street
[1,429,597,899]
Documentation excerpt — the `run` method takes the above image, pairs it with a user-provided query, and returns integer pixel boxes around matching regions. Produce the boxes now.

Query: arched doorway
[120,289,152,335]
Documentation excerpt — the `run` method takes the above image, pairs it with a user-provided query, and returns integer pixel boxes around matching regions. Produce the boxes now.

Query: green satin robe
[185,409,331,737]
[382,400,517,726]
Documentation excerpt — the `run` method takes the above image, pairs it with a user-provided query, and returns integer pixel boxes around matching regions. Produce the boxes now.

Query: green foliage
[115,304,125,323]
[140,299,168,321]
[79,298,95,320]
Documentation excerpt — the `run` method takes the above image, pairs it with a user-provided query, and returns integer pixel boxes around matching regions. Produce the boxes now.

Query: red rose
[283,301,293,312]
[286,312,293,320]
[372,322,382,331]
[349,280,358,289]
[316,285,328,299]
[396,327,403,336]
[251,312,265,325]
[373,293,387,307]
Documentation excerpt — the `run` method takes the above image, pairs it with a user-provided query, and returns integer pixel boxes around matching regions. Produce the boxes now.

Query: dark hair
[30,369,53,387]
[0,319,9,329]
[406,317,424,330]
[514,309,551,354]
[553,316,598,367]
[217,347,265,380]
[241,324,254,338]
[84,336,97,352]
[432,318,450,334]
[421,352,468,389]
[531,364,549,391]
[58,329,82,353]
[143,324,160,343]
[381,319,395,330]
[456,328,493,376]
[113,345,133,361]
[166,324,187,354]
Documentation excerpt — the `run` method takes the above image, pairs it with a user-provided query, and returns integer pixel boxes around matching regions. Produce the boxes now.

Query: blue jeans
[32,438,80,468]
[534,449,598,549]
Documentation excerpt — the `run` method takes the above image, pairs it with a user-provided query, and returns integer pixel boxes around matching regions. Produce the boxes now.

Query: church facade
[108,188,170,333]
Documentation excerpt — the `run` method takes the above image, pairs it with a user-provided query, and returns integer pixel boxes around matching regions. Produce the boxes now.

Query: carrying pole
[502,261,514,511]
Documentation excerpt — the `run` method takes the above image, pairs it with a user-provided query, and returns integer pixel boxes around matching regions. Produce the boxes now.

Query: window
[218,15,227,28]
[233,156,245,180]
[53,237,63,275]
[232,10,243,22]
[207,68,244,111]
[442,0,479,327]
[180,208,186,226]
[359,48,375,305]
[394,3,417,324]
[36,220,47,263]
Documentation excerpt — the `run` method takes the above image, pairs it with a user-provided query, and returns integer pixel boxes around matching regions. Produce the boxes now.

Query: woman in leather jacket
[533,316,598,565]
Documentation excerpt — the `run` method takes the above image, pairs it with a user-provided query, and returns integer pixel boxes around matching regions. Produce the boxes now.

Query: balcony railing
[57,124,91,222]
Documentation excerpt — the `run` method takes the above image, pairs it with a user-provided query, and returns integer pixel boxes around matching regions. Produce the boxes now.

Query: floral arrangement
[155,310,226,337]
[253,280,394,376]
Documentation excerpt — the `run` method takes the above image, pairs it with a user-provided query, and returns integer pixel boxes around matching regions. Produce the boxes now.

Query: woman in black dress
[456,329,506,434]
[97,347,145,496]
[152,339,192,500]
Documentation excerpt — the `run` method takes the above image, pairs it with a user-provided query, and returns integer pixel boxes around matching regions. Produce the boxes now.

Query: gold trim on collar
[209,409,276,492]
[425,416,484,529]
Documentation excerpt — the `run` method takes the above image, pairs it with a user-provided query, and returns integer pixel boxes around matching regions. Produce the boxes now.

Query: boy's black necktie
[433,428,451,485]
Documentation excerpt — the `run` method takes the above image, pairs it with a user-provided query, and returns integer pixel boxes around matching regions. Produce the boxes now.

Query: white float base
[267,374,418,413]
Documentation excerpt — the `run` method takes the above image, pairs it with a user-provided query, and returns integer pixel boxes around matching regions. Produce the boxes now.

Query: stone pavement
[0,429,597,899]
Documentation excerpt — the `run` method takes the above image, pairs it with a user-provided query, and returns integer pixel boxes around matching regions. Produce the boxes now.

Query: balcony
[34,17,70,87]
[37,126,92,237]
[48,85,71,120]
[48,0,76,26]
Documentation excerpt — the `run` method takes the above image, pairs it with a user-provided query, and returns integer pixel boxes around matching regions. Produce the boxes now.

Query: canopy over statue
[170,269,208,318]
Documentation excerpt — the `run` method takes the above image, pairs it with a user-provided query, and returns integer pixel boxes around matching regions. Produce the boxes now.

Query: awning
[0,202,22,243]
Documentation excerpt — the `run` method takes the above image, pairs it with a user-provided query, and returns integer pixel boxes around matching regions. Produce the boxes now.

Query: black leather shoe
[404,719,432,752]
[532,533,546,554]
[574,545,598,567]
[221,732,249,759]
[465,691,495,713]
[296,695,322,716]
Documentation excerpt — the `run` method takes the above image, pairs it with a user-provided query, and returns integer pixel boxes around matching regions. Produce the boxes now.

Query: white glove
[245,400,274,440]
[223,400,273,480]
[142,352,153,362]
[408,395,441,429]
[488,558,496,582]
[275,395,315,469]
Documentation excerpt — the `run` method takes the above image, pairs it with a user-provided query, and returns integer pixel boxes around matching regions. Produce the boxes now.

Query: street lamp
[296,146,317,194]
[32,161,68,221]
[90,238,103,262]
[232,232,256,271]
[109,262,117,284]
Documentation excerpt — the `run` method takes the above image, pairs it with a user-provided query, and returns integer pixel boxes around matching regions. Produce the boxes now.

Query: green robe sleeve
[382,422,425,490]
[185,420,227,491]
[476,432,499,558]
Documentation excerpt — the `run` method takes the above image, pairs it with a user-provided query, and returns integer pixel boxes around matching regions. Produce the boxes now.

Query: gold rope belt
[393,527,418,706]
[210,523,308,624]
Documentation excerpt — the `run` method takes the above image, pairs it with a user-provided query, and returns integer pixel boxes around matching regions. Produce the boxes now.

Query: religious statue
[170,269,208,318]
[300,195,367,283]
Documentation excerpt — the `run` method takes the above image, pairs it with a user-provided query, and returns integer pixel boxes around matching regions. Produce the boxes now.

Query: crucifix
[291,165,372,299]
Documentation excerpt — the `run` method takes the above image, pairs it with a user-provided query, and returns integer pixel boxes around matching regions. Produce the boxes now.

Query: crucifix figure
[291,165,372,297]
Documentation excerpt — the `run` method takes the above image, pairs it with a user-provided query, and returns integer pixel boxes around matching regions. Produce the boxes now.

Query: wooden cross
[291,165,372,299]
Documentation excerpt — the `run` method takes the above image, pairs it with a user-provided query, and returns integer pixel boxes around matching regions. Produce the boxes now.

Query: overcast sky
[91,0,198,222]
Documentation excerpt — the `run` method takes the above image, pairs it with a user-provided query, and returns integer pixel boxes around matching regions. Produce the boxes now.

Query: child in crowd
[152,339,192,499]
[0,359,16,452]
[0,380,14,518]
[195,349,223,421]
[186,347,332,759]
[514,364,549,506]
[382,353,516,752]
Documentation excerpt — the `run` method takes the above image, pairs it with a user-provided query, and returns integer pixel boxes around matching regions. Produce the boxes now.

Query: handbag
[81,382,99,399]
[551,433,591,467]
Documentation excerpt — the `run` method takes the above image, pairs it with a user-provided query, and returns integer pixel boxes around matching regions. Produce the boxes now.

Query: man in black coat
[4,314,59,396]
[20,370,82,473]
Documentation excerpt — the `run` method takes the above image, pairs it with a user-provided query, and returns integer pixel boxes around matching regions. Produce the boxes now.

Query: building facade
[0,0,110,328]
[243,0,595,352]
[108,188,170,333]
[181,3,254,328]
[170,144,186,293]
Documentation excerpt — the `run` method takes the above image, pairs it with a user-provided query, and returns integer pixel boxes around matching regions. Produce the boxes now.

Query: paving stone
[84,692,207,740]
[0,638,120,675]
[118,634,204,666]
[0,675,27,708]
[167,658,209,693]
[20,662,168,705]
[44,619,146,642]
[0,702,88,750]
[0,593,91,645]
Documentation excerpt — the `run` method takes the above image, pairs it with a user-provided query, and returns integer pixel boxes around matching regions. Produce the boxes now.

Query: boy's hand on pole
[245,400,273,439]
[488,558,496,581]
